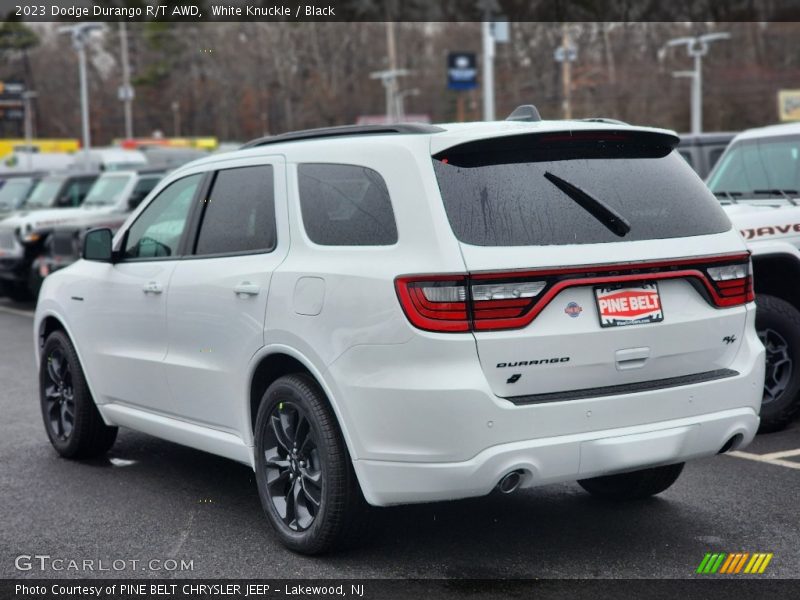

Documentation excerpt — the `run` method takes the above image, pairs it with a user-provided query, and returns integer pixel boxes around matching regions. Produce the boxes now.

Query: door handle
[142,281,163,295]
[233,281,260,296]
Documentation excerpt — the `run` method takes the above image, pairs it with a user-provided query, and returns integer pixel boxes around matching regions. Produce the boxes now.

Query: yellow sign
[778,90,800,121]
[0,139,80,159]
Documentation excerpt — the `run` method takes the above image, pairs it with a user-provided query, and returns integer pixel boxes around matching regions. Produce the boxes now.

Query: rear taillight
[396,253,754,333]
[395,276,470,332]
[705,260,755,307]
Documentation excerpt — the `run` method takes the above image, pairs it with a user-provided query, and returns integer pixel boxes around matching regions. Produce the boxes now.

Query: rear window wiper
[713,191,742,203]
[753,189,799,206]
[543,171,631,237]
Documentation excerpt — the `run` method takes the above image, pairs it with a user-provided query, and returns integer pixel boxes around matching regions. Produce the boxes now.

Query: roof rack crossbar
[242,123,444,149]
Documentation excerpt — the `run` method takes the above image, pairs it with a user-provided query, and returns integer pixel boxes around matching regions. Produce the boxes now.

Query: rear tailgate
[428,129,752,399]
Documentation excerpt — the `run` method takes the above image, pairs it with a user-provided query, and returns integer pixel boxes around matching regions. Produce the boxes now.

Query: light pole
[369,69,409,124]
[395,88,419,122]
[171,101,181,137]
[119,22,134,139]
[481,20,495,121]
[59,23,103,169]
[555,24,578,119]
[22,90,38,171]
[666,32,730,134]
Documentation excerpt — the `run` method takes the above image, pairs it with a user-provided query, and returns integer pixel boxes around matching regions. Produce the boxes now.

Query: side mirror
[83,228,114,262]
[57,194,71,207]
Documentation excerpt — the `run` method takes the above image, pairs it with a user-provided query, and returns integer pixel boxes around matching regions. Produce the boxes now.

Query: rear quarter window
[297,163,398,246]
[433,132,731,246]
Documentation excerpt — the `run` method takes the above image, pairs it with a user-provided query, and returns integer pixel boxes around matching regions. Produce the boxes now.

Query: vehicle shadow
[79,429,729,578]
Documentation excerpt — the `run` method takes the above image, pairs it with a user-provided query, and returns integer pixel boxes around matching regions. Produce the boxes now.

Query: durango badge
[565,301,583,318]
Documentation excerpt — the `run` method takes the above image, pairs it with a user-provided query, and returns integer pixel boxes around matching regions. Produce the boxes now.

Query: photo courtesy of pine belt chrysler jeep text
[33,107,766,554]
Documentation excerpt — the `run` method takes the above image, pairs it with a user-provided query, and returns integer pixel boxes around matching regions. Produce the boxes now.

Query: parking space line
[758,448,800,460]
[728,450,800,470]
[0,305,34,318]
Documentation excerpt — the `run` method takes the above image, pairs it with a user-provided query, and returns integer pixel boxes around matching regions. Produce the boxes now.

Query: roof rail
[241,123,444,149]
[579,117,629,125]
[506,105,542,122]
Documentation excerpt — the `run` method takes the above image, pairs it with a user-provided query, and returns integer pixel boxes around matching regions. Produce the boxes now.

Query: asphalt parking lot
[1,299,799,581]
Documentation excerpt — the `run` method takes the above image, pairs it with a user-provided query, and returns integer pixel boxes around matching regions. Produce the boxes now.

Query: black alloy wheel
[263,401,323,532]
[254,374,368,554]
[43,346,75,441]
[39,330,117,458]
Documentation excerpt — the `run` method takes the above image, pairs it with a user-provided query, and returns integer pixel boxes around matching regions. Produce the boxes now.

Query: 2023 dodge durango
[34,113,765,554]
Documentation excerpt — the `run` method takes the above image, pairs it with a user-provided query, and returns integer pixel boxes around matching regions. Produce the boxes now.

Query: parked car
[0,171,43,218]
[677,132,736,178]
[33,169,165,290]
[0,172,98,300]
[141,146,208,170]
[35,112,763,554]
[707,121,800,431]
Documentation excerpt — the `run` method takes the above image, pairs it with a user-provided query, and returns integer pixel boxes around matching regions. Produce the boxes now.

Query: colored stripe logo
[696,552,773,574]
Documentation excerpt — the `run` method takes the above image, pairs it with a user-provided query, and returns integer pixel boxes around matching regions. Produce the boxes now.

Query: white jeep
[708,121,800,431]
[34,111,764,554]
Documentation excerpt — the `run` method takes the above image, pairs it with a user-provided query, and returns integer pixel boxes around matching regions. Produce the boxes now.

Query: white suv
[34,113,765,554]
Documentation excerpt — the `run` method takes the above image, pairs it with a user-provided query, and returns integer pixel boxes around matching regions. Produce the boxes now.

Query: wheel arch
[246,346,359,465]
[751,250,800,312]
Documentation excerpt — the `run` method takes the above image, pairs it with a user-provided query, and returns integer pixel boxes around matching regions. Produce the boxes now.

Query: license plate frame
[594,282,664,328]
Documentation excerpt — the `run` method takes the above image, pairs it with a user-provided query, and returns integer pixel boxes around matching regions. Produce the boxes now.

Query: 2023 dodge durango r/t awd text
[34,111,765,554]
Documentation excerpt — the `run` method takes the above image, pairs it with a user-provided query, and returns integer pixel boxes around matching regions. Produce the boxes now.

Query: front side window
[65,178,96,206]
[83,175,133,207]
[297,163,397,246]
[123,174,202,260]
[194,165,275,255]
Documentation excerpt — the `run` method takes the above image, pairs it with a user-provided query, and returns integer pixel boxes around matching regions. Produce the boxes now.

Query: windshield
[25,178,64,209]
[707,134,800,197]
[0,178,35,211]
[83,175,132,206]
[433,132,731,246]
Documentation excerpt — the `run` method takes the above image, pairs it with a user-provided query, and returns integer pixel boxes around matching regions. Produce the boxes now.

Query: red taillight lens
[396,254,753,334]
[395,276,470,332]
[705,261,755,307]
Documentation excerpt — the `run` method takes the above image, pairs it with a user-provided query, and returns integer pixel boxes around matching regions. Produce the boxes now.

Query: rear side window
[297,164,398,246]
[195,165,276,255]
[433,132,731,246]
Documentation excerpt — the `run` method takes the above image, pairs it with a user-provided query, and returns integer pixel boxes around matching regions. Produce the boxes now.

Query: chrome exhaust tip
[497,471,523,494]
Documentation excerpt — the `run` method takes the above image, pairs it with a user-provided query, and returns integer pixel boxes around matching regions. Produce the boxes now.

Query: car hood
[0,207,110,232]
[723,203,800,245]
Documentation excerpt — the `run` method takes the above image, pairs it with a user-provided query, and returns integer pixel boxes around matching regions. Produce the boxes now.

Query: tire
[577,463,685,500]
[254,374,367,554]
[756,294,800,433]
[39,330,117,458]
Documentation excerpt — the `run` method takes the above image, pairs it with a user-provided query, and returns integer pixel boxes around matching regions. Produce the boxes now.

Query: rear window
[433,132,731,246]
[297,164,397,246]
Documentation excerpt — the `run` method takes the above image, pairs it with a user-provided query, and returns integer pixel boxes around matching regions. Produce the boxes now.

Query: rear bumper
[354,407,758,505]
[328,305,764,506]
